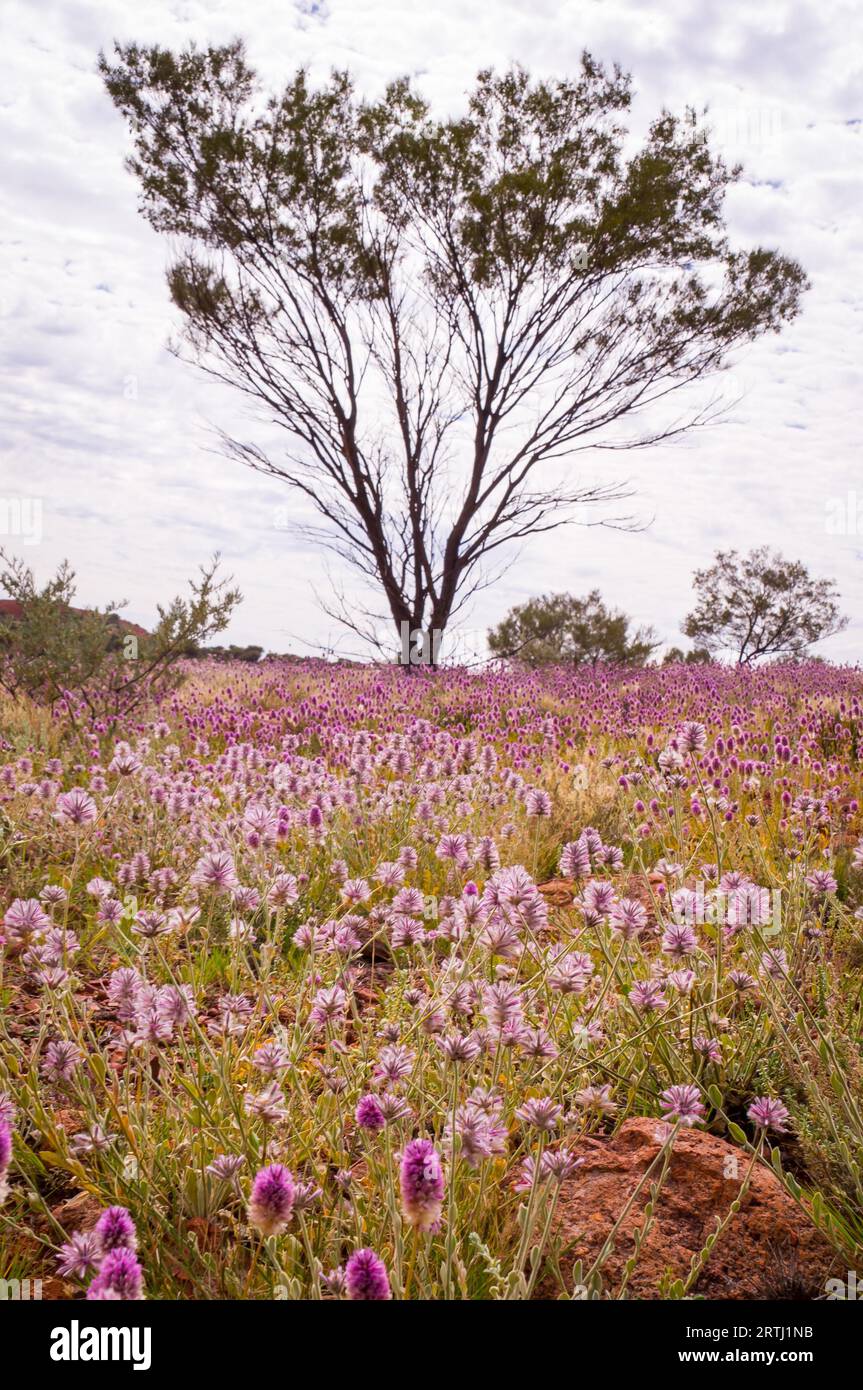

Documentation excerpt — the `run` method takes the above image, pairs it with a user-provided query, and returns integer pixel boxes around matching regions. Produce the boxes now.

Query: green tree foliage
[662,645,712,664]
[188,643,264,662]
[488,589,658,666]
[683,548,847,664]
[0,551,241,725]
[100,43,808,662]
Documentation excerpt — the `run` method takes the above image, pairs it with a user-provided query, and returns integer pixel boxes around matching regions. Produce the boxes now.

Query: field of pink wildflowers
[2,658,863,1300]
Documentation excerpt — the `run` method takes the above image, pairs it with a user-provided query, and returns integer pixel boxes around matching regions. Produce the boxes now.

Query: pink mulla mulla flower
[805,869,837,897]
[596,844,624,871]
[56,1230,102,1281]
[513,1148,581,1192]
[452,893,483,934]
[525,788,552,817]
[293,1179,322,1213]
[477,919,523,959]
[654,858,683,880]
[166,904,201,934]
[191,850,239,894]
[252,1042,291,1076]
[33,966,70,989]
[355,1093,387,1131]
[341,877,371,904]
[86,876,115,900]
[548,950,594,995]
[97,897,124,927]
[728,969,755,993]
[761,947,790,982]
[232,885,261,914]
[69,1125,112,1157]
[436,833,470,871]
[718,869,749,892]
[155,985,195,1028]
[56,788,98,825]
[244,1081,288,1124]
[399,1138,445,1232]
[747,1096,791,1134]
[518,1027,558,1060]
[481,980,523,1033]
[309,984,348,1030]
[207,1154,245,1183]
[659,1083,706,1127]
[666,969,697,995]
[629,979,667,1014]
[0,1117,12,1204]
[374,860,405,889]
[497,1018,528,1049]
[515,1097,563,1133]
[392,886,425,917]
[579,879,616,918]
[670,887,698,923]
[40,884,68,907]
[132,909,171,939]
[718,885,757,930]
[108,744,142,777]
[390,915,426,949]
[3,897,51,940]
[435,1031,482,1065]
[541,1148,584,1182]
[678,721,707,755]
[268,873,299,907]
[248,1163,295,1237]
[693,1035,722,1064]
[130,1003,174,1048]
[377,1091,413,1123]
[572,1083,618,1117]
[661,922,699,959]
[36,927,79,965]
[373,1044,415,1088]
[345,1248,391,1301]
[41,1039,82,1083]
[107,966,144,1020]
[609,897,647,941]
[443,1105,495,1168]
[86,1247,144,1301]
[292,922,315,950]
[560,838,591,879]
[474,836,500,872]
[94,1205,137,1254]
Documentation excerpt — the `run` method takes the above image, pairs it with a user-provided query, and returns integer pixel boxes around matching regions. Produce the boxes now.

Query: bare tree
[100,44,808,662]
[683,548,848,663]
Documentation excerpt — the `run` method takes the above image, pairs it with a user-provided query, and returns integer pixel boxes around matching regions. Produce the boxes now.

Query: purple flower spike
[94,1205,138,1254]
[399,1138,445,1232]
[86,1247,145,1300]
[248,1163,295,1236]
[355,1094,386,1131]
[747,1096,791,1134]
[345,1248,391,1300]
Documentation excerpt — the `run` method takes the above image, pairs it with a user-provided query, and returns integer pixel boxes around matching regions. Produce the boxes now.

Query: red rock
[537,877,581,907]
[541,1117,840,1299]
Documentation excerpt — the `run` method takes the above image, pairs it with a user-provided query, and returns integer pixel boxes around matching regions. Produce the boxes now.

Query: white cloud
[1,0,861,661]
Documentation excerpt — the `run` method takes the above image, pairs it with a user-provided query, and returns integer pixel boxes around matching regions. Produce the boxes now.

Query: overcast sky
[2,0,862,663]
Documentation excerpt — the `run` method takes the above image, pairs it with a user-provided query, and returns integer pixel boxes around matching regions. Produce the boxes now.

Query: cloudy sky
[2,0,862,663]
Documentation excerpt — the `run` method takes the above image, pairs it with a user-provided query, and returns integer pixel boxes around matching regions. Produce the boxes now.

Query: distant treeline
[185,644,312,663]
